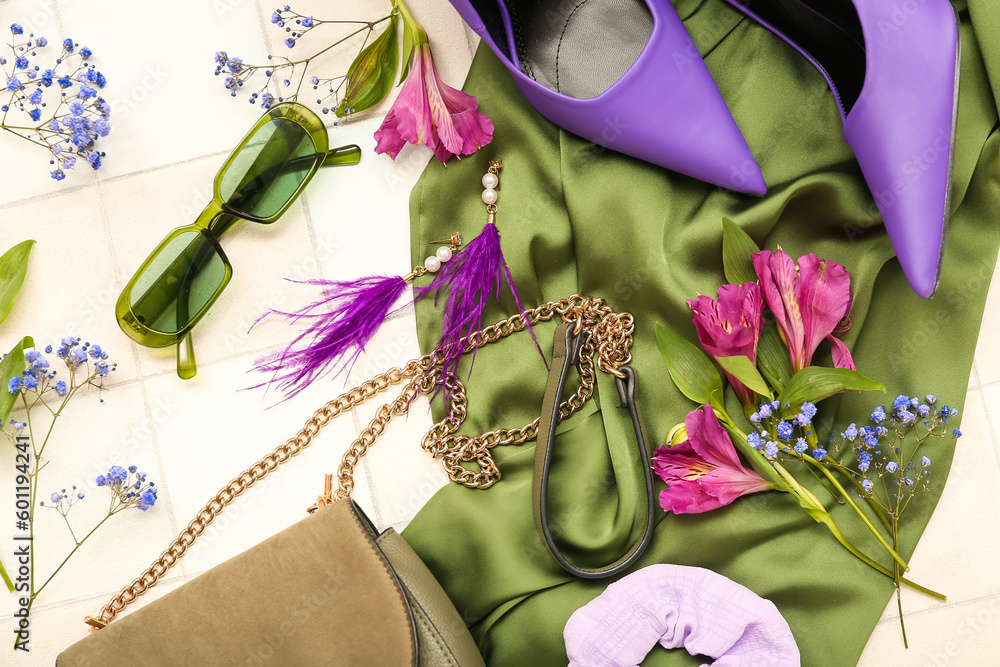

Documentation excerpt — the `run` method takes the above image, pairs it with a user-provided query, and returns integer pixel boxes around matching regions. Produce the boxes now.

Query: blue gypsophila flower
[15,56,29,70]
[138,488,157,511]
[893,395,910,411]
[29,108,41,122]
[794,438,808,454]
[11,23,24,35]
[69,100,84,116]
[925,394,937,405]
[776,421,793,441]
[858,451,871,472]
[885,461,899,473]
[284,37,295,48]
[108,466,128,483]
[35,37,47,47]
[310,75,319,85]
[21,375,36,390]
[226,57,242,73]
[812,448,827,461]
[55,380,67,396]
[764,441,778,458]
[953,429,962,438]
[842,423,858,440]
[917,404,930,417]
[62,156,76,169]
[80,46,92,59]
[749,411,760,423]
[50,169,65,181]
[301,16,314,27]
[6,76,22,92]
[862,479,874,493]
[747,432,762,451]
[902,476,913,487]
[78,84,96,100]
[7,377,21,394]
[271,10,281,23]
[898,410,915,424]
[215,50,228,64]
[63,38,73,52]
[921,456,931,467]
[758,402,773,419]
[29,88,43,105]
[870,405,886,424]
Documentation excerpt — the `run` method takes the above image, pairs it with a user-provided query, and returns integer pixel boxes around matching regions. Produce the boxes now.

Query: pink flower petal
[828,335,856,370]
[698,467,774,506]
[684,405,742,470]
[373,47,432,158]
[651,443,712,484]
[797,254,852,365]
[754,250,808,372]
[659,482,726,514]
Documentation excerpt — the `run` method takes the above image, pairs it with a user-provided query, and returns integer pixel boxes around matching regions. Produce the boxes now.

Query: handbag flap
[57,499,417,666]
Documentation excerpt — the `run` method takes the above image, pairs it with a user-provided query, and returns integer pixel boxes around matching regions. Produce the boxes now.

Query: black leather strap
[532,322,657,579]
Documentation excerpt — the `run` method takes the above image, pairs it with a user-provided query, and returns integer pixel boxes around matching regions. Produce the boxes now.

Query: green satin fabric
[403,0,1000,664]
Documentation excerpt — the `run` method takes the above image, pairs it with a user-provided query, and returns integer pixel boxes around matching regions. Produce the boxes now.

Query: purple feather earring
[248,234,462,400]
[418,159,544,383]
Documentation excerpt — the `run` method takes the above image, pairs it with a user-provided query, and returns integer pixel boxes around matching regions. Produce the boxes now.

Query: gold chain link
[85,295,633,631]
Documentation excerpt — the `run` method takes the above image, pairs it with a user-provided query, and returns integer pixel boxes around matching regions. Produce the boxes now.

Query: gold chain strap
[85,295,633,631]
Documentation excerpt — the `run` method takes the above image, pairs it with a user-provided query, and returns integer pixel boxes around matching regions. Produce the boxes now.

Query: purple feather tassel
[417,223,544,385]
[249,275,409,400]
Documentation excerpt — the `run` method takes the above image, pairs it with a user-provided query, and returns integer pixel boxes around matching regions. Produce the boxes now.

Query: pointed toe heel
[723,0,960,298]
[450,0,767,195]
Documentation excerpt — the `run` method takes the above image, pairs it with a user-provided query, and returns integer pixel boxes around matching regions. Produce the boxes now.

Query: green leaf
[716,355,772,399]
[0,336,33,427]
[398,15,417,83]
[655,322,724,409]
[757,320,793,394]
[779,366,885,407]
[0,240,34,326]
[721,218,760,285]
[336,14,399,118]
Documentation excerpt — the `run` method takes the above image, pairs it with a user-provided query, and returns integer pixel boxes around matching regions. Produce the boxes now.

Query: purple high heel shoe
[721,0,960,298]
[448,0,767,195]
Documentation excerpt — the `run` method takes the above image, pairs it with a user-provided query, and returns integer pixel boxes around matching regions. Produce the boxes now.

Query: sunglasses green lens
[129,230,228,337]
[219,117,317,219]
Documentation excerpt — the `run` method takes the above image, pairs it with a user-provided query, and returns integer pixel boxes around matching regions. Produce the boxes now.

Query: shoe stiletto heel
[722,0,961,298]
[449,0,768,195]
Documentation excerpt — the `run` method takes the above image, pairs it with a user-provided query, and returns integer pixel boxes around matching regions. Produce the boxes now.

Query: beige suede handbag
[57,361,485,667]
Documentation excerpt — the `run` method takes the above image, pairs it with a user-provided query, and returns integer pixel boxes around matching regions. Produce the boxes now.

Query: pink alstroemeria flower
[653,406,774,514]
[688,283,764,406]
[374,43,493,162]
[752,249,855,373]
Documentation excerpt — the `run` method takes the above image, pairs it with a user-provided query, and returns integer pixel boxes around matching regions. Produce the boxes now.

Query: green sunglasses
[116,102,361,379]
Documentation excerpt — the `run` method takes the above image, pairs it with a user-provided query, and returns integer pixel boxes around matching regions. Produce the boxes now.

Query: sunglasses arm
[177,332,197,380]
[322,144,362,167]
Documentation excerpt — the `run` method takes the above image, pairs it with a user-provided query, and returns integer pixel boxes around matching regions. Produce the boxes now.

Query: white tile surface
[0,0,997,664]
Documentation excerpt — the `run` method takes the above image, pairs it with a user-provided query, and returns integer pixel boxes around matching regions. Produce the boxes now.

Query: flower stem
[392,0,428,43]
[801,451,910,571]
[893,518,909,648]
[819,513,944,599]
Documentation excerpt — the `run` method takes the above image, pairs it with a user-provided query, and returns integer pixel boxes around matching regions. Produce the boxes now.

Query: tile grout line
[300,193,326,281]
[131,376,190,582]
[3,149,233,212]
[975,386,1000,474]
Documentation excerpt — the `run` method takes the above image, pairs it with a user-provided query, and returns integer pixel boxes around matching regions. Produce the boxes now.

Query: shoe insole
[471,0,653,100]
[731,0,866,114]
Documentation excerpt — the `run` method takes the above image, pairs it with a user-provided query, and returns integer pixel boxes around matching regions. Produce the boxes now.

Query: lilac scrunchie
[564,564,800,667]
